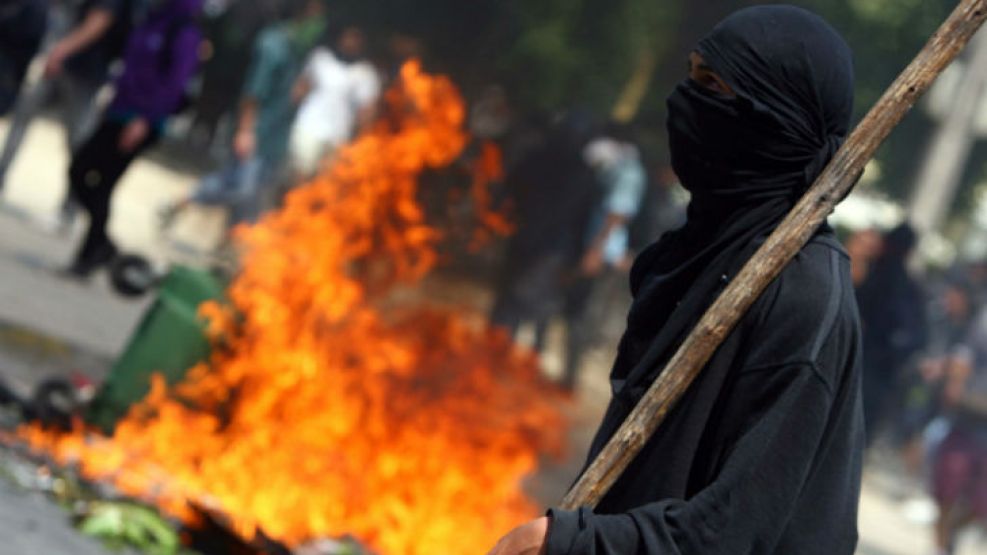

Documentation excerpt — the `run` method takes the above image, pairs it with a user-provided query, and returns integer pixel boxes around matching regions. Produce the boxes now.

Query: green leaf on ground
[78,501,180,555]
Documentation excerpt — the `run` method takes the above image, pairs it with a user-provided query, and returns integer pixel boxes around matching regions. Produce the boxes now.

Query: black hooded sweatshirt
[546,6,864,554]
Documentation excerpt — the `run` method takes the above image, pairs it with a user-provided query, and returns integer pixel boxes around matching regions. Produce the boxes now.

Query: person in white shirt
[289,25,380,179]
[559,130,646,390]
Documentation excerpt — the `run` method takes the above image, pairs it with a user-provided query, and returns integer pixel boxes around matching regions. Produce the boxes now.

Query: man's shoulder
[307,46,336,65]
[782,238,849,303]
[349,61,378,77]
[736,236,859,386]
[747,236,857,352]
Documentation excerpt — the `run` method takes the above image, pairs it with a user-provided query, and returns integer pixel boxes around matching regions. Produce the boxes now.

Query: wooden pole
[560,0,987,510]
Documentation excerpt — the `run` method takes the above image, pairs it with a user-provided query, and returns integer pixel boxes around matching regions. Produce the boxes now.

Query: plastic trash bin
[86,266,225,432]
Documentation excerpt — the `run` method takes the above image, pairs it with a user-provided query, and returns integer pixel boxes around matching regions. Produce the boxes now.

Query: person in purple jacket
[64,0,203,277]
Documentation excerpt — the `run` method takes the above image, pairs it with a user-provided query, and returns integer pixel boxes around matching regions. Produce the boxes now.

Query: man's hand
[234,99,259,160]
[44,7,114,78]
[119,118,150,153]
[580,247,604,277]
[44,43,70,78]
[292,75,313,104]
[487,517,549,555]
[234,128,256,160]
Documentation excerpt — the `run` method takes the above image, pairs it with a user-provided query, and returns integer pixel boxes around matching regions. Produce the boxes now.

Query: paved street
[0,475,117,555]
[0,116,983,554]
[0,115,202,554]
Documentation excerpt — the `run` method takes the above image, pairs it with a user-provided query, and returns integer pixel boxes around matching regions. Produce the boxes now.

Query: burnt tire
[30,378,79,431]
[109,254,160,298]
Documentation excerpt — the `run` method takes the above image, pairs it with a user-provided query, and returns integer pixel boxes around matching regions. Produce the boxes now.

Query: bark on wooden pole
[560,0,987,511]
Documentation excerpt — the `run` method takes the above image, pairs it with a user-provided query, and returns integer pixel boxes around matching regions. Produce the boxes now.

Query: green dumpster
[87,266,226,433]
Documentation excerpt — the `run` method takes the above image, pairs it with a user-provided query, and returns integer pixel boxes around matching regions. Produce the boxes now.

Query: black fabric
[69,118,160,270]
[612,4,855,407]
[156,13,197,114]
[856,224,927,442]
[548,240,864,554]
[0,0,48,115]
[490,122,599,336]
[66,0,134,83]
[546,6,864,554]
[192,0,275,127]
[627,182,683,252]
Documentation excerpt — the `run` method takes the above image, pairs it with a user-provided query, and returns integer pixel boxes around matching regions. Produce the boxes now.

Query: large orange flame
[21,61,566,554]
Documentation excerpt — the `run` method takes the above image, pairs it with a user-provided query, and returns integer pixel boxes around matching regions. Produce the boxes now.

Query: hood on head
[884,222,917,257]
[666,4,855,205]
[697,5,854,141]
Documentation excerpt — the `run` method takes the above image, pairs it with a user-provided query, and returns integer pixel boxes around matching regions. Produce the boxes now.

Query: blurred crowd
[850,224,987,554]
[0,0,688,394]
[487,113,685,391]
[0,0,391,276]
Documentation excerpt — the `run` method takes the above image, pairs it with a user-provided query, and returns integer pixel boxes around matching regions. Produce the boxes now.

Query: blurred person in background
[470,85,514,146]
[845,227,883,287]
[381,32,424,84]
[160,0,327,230]
[489,113,598,361]
[964,259,987,309]
[627,164,686,255]
[185,0,278,151]
[895,276,975,482]
[288,24,381,181]
[0,0,49,116]
[931,301,987,555]
[65,0,204,277]
[0,0,136,230]
[857,223,928,446]
[561,125,646,391]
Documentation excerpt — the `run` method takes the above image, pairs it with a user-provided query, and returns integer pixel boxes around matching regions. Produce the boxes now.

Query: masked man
[490,6,863,554]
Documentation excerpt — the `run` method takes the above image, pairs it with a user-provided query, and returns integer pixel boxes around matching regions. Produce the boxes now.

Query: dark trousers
[489,252,568,354]
[69,118,158,267]
[563,268,628,389]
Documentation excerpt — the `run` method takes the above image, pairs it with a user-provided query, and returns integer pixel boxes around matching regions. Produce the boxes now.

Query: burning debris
[19,61,567,554]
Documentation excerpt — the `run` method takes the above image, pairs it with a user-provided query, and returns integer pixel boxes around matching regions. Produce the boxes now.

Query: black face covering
[667,80,800,212]
[607,5,854,403]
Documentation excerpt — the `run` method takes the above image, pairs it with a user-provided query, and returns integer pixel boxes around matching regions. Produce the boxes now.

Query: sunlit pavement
[0,117,984,554]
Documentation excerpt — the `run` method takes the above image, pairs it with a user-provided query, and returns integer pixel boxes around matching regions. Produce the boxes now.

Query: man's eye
[698,76,722,92]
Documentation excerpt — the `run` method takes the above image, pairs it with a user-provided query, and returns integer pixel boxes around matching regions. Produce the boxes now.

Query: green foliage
[330,0,676,113]
[801,0,957,202]
[78,501,182,555]
[497,0,586,111]
[846,0,925,27]
[334,0,975,210]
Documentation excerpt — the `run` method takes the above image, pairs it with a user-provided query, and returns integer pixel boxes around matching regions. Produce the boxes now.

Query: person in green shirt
[162,0,327,227]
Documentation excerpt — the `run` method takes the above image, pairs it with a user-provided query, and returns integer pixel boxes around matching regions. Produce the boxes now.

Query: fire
[20,61,566,554]
[468,140,514,251]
